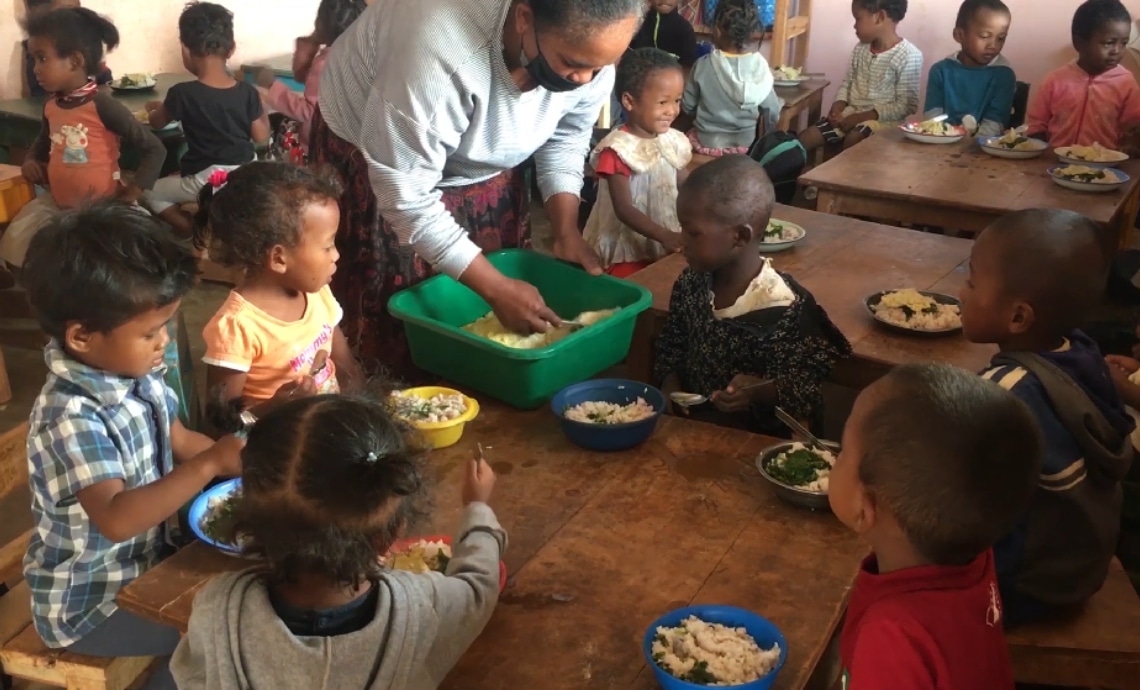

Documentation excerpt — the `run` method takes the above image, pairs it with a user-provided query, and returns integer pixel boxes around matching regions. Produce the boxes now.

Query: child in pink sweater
[1027,0,1140,151]
[252,0,366,155]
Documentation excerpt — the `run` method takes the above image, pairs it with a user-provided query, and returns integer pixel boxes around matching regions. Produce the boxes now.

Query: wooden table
[118,404,867,690]
[625,205,996,388]
[0,73,193,175]
[776,79,829,132]
[799,129,1140,248]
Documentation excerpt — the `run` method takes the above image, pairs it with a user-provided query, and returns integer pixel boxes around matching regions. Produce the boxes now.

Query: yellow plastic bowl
[395,386,480,449]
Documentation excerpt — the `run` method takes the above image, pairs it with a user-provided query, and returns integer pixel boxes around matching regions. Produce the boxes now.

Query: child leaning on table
[583,48,690,278]
[195,162,363,425]
[924,0,1016,137]
[829,363,1040,690]
[143,2,270,236]
[249,0,367,156]
[20,202,244,690]
[653,155,851,437]
[1026,0,1140,152]
[170,393,507,690]
[959,208,1135,627]
[797,0,922,153]
[0,6,165,271]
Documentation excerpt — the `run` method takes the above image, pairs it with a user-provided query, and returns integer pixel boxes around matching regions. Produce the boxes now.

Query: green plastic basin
[387,249,652,408]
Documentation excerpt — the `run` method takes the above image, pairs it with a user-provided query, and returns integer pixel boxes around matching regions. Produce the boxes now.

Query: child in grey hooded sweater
[682,0,781,155]
[170,393,506,690]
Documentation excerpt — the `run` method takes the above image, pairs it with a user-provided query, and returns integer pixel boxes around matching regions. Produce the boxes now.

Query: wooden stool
[0,423,155,690]
[1006,558,1140,689]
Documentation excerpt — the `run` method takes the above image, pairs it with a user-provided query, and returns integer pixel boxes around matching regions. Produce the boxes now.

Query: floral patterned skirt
[309,107,531,381]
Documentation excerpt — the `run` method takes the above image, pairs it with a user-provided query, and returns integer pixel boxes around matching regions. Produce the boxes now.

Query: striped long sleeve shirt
[318,0,613,279]
[834,39,923,124]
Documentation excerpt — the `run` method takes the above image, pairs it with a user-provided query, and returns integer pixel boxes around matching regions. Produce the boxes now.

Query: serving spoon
[669,380,772,408]
[774,406,829,451]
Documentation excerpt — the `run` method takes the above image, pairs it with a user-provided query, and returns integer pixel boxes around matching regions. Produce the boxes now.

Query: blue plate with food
[188,478,245,556]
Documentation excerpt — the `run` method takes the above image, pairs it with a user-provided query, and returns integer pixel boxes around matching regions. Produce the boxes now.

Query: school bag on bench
[747,131,807,205]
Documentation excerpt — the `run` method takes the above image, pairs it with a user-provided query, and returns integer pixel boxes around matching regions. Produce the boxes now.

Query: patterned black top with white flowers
[653,268,852,434]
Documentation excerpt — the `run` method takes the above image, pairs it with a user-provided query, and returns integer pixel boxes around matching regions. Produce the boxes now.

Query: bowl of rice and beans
[758,219,806,253]
[644,605,787,689]
[388,387,479,449]
[550,379,665,451]
[865,288,962,335]
[755,441,839,511]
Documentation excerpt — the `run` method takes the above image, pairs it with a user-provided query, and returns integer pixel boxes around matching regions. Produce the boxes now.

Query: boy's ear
[952,26,964,44]
[1009,300,1035,335]
[64,321,95,355]
[734,223,755,247]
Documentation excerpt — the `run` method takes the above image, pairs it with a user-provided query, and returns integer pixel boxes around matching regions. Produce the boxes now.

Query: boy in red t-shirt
[828,363,1042,690]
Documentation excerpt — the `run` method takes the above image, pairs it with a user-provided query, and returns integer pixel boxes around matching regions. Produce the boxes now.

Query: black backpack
[747,131,808,205]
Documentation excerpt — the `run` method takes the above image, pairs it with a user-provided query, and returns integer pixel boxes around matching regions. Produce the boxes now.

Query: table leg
[0,344,13,407]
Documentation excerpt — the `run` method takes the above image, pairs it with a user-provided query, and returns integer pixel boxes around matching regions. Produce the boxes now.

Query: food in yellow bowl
[462,308,617,349]
[389,387,479,449]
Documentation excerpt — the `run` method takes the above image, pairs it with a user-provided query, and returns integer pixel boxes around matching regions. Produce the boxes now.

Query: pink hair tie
[208,169,229,191]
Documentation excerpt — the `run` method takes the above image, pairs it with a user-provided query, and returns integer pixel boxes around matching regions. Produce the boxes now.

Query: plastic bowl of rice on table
[643,605,788,689]
[1055,143,1129,168]
[550,379,665,452]
[389,386,480,449]
[189,478,247,557]
[1048,164,1130,193]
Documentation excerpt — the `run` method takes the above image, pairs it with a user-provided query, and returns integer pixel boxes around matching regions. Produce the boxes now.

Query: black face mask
[522,29,585,93]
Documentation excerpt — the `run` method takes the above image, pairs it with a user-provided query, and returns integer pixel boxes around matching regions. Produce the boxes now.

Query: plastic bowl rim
[393,386,481,430]
[551,379,665,430]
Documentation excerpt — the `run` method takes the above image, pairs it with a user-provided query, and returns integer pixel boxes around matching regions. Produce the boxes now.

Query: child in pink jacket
[253,0,366,153]
[1027,0,1140,151]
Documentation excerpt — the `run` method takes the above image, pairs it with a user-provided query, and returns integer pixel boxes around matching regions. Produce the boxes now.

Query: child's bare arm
[146,101,173,129]
[76,436,242,543]
[170,418,216,465]
[605,174,682,252]
[330,326,363,393]
[250,112,271,146]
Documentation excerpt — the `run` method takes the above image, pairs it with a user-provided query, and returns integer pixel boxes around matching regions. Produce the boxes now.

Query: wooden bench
[1006,558,1140,689]
[0,422,155,690]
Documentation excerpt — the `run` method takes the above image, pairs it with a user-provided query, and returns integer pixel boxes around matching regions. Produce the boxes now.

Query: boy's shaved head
[680,155,775,230]
[979,208,1108,334]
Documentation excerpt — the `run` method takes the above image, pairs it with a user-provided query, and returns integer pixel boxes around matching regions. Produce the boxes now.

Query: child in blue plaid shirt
[20,202,244,690]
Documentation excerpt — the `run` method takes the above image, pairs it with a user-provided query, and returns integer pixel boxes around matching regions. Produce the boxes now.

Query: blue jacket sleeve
[982,66,1017,129]
[923,61,947,114]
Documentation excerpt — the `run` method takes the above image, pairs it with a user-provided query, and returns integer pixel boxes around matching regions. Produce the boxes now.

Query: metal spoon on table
[774,406,828,450]
[669,380,772,408]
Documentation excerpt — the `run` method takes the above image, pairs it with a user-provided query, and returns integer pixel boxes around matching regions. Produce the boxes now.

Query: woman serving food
[313,0,644,377]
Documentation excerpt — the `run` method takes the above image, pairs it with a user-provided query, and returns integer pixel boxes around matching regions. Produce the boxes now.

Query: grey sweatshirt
[683,50,780,150]
[169,503,507,690]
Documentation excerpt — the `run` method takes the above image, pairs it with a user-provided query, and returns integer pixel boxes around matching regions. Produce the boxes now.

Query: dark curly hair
[24,6,119,76]
[955,0,1010,30]
[192,162,343,270]
[713,0,759,51]
[231,392,433,588]
[530,0,645,40]
[1072,0,1131,42]
[22,202,198,342]
[179,2,234,57]
[315,0,366,44]
[615,47,681,99]
[854,0,908,23]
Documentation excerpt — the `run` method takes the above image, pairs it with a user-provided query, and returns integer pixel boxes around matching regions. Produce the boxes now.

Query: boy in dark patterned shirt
[653,155,851,436]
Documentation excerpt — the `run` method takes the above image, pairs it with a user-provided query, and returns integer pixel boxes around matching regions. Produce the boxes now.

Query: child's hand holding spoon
[463,444,497,506]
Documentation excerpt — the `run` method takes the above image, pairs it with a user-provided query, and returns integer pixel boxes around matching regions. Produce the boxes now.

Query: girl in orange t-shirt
[195,162,362,424]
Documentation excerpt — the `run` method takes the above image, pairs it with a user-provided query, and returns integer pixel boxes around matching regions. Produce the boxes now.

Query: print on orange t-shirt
[202,285,343,402]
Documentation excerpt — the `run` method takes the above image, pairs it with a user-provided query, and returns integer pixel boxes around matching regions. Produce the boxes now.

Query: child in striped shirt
[798,0,922,152]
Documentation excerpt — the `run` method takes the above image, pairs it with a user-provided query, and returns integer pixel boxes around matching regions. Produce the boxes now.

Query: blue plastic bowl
[643,605,788,690]
[550,379,665,451]
[188,478,243,556]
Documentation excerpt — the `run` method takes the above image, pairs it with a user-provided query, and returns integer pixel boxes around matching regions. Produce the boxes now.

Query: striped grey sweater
[319,0,613,278]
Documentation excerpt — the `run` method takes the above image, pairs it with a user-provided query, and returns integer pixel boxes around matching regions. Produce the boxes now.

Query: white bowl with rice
[759,219,806,253]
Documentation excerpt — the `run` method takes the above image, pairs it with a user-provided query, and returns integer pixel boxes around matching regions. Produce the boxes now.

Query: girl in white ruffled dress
[584,47,692,278]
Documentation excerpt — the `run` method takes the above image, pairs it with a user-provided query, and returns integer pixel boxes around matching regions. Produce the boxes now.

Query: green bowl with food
[755,441,839,511]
